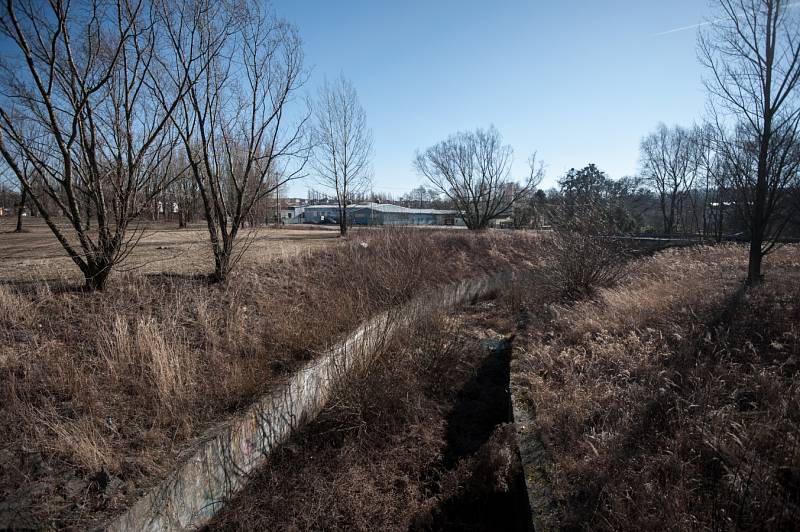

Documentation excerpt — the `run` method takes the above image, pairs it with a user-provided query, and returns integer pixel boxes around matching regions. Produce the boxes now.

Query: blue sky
[277,0,712,197]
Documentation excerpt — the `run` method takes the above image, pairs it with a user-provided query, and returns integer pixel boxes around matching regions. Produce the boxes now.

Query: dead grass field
[8,220,794,530]
[513,244,800,530]
[0,217,339,283]
[0,222,541,530]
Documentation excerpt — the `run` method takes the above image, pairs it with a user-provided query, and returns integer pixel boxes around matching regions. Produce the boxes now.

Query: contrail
[653,1,800,37]
[653,21,710,36]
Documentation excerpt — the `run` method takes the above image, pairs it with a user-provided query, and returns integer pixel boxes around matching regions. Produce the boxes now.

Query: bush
[544,230,628,299]
[543,202,631,299]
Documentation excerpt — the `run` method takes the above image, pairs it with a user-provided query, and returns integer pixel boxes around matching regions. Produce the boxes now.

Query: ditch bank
[510,377,559,531]
[104,275,506,532]
[203,298,533,531]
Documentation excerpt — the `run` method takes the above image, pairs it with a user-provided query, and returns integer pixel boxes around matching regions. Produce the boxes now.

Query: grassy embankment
[514,244,800,530]
[224,241,798,531]
[0,222,539,530]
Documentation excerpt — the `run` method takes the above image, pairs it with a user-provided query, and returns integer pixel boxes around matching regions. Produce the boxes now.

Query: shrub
[544,230,628,299]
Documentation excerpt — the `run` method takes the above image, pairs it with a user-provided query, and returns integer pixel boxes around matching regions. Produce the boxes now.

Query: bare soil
[0,217,339,283]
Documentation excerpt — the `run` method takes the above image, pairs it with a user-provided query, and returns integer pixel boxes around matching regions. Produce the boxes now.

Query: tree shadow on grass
[556,283,764,530]
[2,271,214,296]
[418,338,533,532]
[143,271,212,285]
[0,278,88,296]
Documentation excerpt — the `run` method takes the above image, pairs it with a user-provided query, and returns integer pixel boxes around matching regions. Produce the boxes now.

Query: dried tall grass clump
[136,318,195,408]
[32,408,118,474]
[0,284,37,329]
[95,312,196,412]
[96,315,134,378]
[542,231,629,299]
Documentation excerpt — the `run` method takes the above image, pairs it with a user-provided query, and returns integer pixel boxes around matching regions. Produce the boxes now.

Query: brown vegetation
[206,300,528,532]
[0,218,338,282]
[8,218,793,531]
[0,227,539,529]
[513,244,800,529]
[543,231,630,299]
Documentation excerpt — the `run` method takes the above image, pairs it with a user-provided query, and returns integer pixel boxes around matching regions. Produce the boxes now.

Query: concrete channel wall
[510,383,559,531]
[104,275,503,532]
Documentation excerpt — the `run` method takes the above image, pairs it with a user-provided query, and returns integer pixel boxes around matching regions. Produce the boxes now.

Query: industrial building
[302,203,464,226]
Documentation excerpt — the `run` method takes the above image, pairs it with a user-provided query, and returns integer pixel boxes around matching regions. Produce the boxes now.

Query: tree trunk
[659,194,670,235]
[748,141,771,285]
[747,77,773,286]
[747,183,767,285]
[666,192,677,235]
[211,239,233,283]
[212,255,230,283]
[83,261,112,291]
[747,230,763,285]
[15,187,26,232]
[338,203,348,236]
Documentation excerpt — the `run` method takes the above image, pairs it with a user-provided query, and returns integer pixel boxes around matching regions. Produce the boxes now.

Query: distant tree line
[510,146,798,245]
[514,0,800,285]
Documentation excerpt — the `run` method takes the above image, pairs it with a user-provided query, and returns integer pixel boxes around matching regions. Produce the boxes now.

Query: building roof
[304,203,458,215]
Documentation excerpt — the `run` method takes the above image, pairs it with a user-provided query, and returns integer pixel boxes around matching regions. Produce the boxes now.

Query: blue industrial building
[302,203,464,226]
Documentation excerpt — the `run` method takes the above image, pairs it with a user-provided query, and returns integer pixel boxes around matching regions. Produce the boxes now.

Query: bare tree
[0,159,28,232]
[401,185,442,208]
[639,123,703,235]
[163,0,309,281]
[414,126,542,230]
[693,124,717,239]
[310,75,373,236]
[14,166,28,233]
[700,0,800,284]
[0,0,192,289]
[0,163,20,226]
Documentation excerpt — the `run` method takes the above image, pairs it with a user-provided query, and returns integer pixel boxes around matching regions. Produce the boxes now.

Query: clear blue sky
[277,0,712,197]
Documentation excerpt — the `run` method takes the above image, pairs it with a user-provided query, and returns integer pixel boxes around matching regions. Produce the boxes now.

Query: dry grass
[0,226,540,530]
[513,244,800,530]
[206,301,527,532]
[0,217,338,282]
[541,231,631,299]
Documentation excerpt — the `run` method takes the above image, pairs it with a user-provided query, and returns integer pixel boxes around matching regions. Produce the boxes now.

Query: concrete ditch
[103,275,504,532]
[509,360,560,532]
